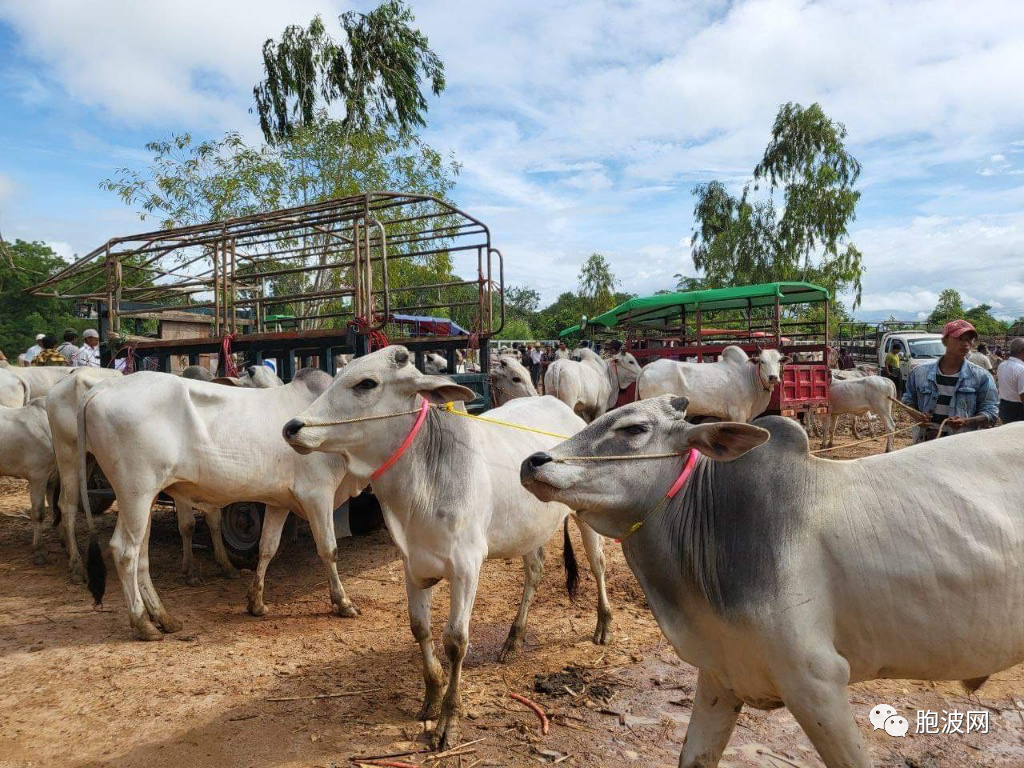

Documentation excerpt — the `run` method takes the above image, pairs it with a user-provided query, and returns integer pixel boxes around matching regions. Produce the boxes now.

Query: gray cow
[522,396,1024,768]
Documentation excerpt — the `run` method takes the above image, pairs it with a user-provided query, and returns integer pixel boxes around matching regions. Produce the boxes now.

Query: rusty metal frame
[29,191,501,344]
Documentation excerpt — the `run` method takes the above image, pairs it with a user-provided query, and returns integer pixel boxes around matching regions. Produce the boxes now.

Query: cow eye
[619,423,648,436]
[512,377,522,383]
[355,379,378,391]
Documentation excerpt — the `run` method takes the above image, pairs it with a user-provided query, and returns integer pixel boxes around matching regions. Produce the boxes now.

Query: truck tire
[220,501,265,568]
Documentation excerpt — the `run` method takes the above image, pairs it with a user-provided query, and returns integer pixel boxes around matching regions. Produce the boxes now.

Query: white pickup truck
[878,331,944,385]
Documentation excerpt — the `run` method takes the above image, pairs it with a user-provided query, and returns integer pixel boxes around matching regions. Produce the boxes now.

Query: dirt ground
[1,415,1021,768]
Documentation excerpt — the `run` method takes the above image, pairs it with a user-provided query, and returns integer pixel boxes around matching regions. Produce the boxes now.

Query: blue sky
[2,0,1024,320]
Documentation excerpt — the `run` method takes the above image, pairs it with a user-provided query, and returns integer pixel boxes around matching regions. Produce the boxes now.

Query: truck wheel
[221,502,265,568]
[348,490,385,536]
[50,466,115,520]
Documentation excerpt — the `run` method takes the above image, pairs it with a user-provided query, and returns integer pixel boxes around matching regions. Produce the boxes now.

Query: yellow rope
[439,402,572,440]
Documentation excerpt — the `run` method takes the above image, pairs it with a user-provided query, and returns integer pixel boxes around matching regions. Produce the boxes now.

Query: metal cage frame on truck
[559,281,833,419]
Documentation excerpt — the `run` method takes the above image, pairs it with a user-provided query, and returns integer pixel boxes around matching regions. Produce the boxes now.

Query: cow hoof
[431,715,460,752]
[185,575,202,587]
[334,601,360,618]
[159,616,183,634]
[498,635,523,663]
[593,623,612,646]
[32,551,48,566]
[221,567,241,580]
[69,563,87,584]
[248,601,269,617]
[135,621,164,642]
[417,699,442,721]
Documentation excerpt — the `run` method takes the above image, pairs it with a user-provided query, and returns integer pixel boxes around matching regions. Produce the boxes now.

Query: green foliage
[964,303,1008,336]
[253,2,445,144]
[0,240,88,357]
[495,317,534,341]
[927,288,966,327]
[578,252,618,319]
[691,102,864,307]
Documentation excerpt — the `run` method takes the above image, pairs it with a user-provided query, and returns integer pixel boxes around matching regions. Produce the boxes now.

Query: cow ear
[780,355,792,364]
[212,376,243,387]
[684,422,770,462]
[413,375,476,405]
[748,356,760,364]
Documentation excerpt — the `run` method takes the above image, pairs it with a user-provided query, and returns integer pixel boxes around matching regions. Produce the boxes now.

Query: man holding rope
[902,319,998,442]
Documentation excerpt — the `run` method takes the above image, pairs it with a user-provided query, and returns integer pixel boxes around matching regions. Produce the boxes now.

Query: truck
[877,330,944,388]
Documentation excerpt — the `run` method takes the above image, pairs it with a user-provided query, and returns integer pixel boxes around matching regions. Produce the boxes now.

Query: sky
[2,0,1024,321]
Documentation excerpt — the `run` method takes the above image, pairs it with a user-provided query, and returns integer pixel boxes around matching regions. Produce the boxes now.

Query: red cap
[943,319,977,339]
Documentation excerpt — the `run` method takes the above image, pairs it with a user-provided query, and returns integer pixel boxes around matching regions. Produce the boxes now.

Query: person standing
[24,333,45,365]
[902,319,998,442]
[555,342,571,360]
[996,337,1024,424]
[528,343,543,388]
[57,328,80,365]
[75,328,102,368]
[968,343,994,373]
[884,341,904,396]
[32,335,69,366]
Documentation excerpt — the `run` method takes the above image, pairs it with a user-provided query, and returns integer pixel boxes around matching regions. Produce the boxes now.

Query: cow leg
[499,545,545,662]
[246,505,288,617]
[202,506,240,579]
[109,496,162,641]
[774,654,870,768]
[137,514,182,633]
[58,464,85,582]
[819,414,831,449]
[305,500,359,617]
[850,414,861,439]
[678,668,742,768]
[433,567,480,751]
[405,562,444,721]
[575,516,612,645]
[30,475,49,565]
[174,500,200,586]
[881,409,895,453]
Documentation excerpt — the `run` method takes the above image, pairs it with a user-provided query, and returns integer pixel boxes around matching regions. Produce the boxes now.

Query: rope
[551,451,685,463]
[439,402,572,440]
[809,424,917,455]
[299,405,425,429]
[220,334,239,378]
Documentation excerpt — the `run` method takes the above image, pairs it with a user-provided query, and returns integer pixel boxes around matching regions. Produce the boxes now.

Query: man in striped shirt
[902,319,998,442]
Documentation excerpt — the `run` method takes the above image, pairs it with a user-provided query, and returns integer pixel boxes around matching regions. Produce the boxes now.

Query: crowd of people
[11,328,102,368]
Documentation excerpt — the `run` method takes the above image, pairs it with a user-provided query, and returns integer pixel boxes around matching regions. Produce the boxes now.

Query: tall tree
[927,288,965,327]
[253,2,445,144]
[691,102,864,306]
[578,252,618,320]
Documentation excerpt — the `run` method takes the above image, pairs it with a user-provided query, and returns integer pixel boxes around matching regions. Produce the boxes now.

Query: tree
[578,253,618,320]
[927,288,966,327]
[690,102,865,307]
[253,2,445,145]
[0,240,89,357]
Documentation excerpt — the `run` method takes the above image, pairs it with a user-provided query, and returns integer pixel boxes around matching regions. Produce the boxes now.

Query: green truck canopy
[561,282,829,336]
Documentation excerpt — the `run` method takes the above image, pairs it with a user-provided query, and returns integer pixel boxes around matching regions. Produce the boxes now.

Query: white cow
[637,345,789,422]
[0,366,29,407]
[282,346,612,750]
[423,352,448,375]
[5,366,78,399]
[78,369,363,640]
[489,355,538,406]
[522,397,1024,768]
[544,348,641,422]
[820,375,897,453]
[0,399,58,563]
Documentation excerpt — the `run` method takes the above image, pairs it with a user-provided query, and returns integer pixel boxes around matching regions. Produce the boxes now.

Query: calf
[637,345,788,422]
[522,396,1024,768]
[820,375,897,452]
[283,346,611,750]
[78,370,363,640]
[489,355,538,406]
[0,399,58,563]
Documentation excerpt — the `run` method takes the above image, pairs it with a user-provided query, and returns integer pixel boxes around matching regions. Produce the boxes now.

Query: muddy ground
[1,414,1021,768]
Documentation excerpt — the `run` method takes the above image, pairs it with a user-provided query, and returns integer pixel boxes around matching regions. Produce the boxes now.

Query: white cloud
[0,173,14,206]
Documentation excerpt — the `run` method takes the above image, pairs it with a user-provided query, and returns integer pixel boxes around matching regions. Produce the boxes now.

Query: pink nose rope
[371,398,430,481]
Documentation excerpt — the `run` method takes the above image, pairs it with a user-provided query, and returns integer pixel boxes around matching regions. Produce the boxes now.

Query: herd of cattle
[1,346,1022,768]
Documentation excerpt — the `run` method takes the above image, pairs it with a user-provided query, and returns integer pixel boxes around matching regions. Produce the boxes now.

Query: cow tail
[78,388,106,607]
[563,517,579,600]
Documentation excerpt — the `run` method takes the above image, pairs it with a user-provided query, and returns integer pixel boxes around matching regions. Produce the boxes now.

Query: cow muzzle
[282,418,316,454]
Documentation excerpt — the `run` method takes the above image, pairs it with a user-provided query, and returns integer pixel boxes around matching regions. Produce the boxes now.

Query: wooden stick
[266,687,380,702]
[423,739,486,762]
[887,395,927,420]
[508,692,550,735]
[350,749,428,763]
[355,761,420,768]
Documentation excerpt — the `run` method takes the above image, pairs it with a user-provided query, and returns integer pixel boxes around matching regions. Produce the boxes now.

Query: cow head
[748,348,789,389]
[424,353,448,375]
[282,346,474,477]
[489,355,537,406]
[520,396,769,539]
[609,351,642,389]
